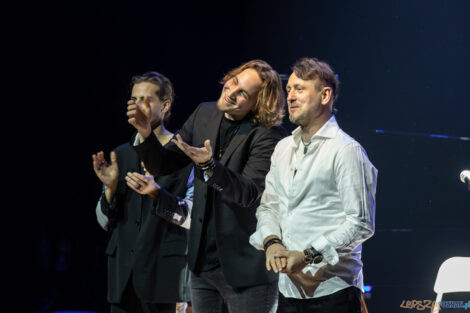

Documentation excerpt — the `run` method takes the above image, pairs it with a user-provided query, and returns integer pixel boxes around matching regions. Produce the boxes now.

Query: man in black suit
[92,72,193,313]
[126,60,288,313]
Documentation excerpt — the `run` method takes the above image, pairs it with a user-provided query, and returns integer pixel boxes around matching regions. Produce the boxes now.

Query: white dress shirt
[249,116,377,299]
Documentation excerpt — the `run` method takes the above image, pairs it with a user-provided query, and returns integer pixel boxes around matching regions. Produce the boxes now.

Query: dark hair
[221,60,285,128]
[131,71,174,122]
[292,58,340,113]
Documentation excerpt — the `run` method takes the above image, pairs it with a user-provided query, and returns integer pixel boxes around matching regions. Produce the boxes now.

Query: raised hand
[171,134,213,164]
[92,151,118,190]
[127,98,152,138]
[126,172,161,199]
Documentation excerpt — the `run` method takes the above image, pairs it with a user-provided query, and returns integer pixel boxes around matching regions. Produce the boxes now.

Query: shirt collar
[291,115,340,146]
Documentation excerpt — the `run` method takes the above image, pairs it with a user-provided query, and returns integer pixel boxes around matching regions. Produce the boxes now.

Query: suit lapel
[220,120,255,165]
[205,108,223,152]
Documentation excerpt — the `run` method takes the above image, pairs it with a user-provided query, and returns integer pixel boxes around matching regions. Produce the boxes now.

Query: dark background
[8,0,469,312]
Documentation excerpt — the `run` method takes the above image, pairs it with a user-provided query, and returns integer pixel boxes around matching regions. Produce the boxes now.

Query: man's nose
[287,90,295,101]
[136,98,150,107]
[227,87,237,100]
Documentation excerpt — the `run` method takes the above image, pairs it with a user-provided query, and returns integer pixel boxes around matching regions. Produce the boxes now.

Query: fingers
[126,102,149,122]
[125,172,145,192]
[126,179,141,193]
[275,255,284,272]
[268,257,279,273]
[92,151,107,172]
[127,172,147,184]
[204,139,212,154]
[127,104,137,126]
[266,248,289,273]
[279,257,290,273]
[110,151,117,166]
[92,151,103,164]
[92,154,100,173]
[126,103,137,119]
[281,256,287,269]
[172,134,190,151]
[172,134,198,159]
[92,153,99,168]
[274,256,288,273]
[266,251,285,273]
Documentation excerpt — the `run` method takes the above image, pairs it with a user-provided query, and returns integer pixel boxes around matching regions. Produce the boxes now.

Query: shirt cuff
[311,235,339,265]
[95,199,109,231]
[133,133,145,146]
[203,171,210,182]
[152,187,189,227]
[100,190,118,214]
[249,225,282,251]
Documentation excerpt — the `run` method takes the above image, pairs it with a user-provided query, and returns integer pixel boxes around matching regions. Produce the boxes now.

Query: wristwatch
[303,247,323,264]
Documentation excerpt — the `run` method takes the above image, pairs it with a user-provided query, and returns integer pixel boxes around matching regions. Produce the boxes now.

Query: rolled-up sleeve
[311,143,377,265]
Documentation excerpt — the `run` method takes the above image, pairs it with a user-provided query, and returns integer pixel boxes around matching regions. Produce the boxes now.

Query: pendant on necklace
[304,146,308,154]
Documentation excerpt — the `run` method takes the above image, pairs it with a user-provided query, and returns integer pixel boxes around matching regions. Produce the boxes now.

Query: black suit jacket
[134,102,288,289]
[100,142,192,303]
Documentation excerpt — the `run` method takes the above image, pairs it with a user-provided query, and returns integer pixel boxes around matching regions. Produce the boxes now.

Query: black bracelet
[196,157,216,171]
[195,158,212,168]
[264,238,284,251]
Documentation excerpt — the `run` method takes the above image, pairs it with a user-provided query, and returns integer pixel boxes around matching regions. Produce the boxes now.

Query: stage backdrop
[9,0,469,312]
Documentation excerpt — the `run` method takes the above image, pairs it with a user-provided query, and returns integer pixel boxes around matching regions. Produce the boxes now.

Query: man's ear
[321,87,333,105]
[162,99,171,115]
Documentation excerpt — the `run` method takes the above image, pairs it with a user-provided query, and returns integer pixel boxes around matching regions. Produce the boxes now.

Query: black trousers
[277,286,361,313]
[110,276,176,313]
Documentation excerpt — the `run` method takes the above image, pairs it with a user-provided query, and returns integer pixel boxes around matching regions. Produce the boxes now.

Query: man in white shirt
[249,57,377,313]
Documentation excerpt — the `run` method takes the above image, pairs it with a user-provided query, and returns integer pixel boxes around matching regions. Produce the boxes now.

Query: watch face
[313,255,323,264]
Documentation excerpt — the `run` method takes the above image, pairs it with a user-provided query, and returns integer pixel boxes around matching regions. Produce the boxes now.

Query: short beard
[289,112,306,127]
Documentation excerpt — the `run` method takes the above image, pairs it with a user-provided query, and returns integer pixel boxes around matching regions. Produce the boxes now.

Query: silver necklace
[301,138,311,154]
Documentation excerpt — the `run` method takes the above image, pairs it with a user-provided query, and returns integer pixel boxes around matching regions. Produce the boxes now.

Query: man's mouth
[224,95,235,106]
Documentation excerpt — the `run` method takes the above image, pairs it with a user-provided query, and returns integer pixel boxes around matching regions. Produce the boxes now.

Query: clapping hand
[126,164,161,199]
[92,151,118,190]
[127,98,152,138]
